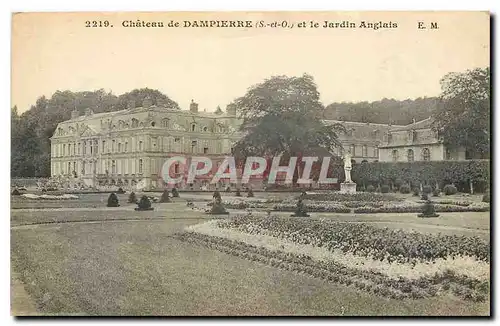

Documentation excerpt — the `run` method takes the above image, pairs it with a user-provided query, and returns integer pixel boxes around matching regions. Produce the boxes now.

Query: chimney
[226,103,236,116]
[190,99,199,113]
[71,108,79,119]
[126,99,135,109]
[84,108,93,116]
[142,96,153,108]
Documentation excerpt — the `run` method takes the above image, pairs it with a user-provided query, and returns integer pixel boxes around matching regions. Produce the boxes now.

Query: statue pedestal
[340,182,357,194]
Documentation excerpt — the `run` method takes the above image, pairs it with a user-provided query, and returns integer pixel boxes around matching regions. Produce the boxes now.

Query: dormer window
[203,126,208,132]
[191,124,196,132]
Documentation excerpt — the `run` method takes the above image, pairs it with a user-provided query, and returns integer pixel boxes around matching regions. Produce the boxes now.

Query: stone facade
[378,117,466,162]
[50,99,243,190]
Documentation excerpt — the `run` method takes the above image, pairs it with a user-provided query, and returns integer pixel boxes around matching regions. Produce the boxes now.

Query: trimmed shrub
[160,190,171,203]
[247,189,254,197]
[107,193,120,207]
[399,184,411,194]
[128,192,137,203]
[117,187,125,194]
[366,185,375,193]
[443,184,458,196]
[380,185,390,193]
[422,185,432,195]
[171,188,179,197]
[136,195,153,210]
[482,194,490,203]
[412,188,420,197]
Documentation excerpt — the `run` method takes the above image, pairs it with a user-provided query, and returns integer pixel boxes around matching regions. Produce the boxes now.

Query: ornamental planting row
[218,215,490,263]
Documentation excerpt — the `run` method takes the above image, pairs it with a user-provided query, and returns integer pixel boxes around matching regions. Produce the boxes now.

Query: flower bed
[273,202,351,213]
[353,202,490,214]
[172,216,490,302]
[207,200,267,209]
[20,193,79,200]
[303,192,401,202]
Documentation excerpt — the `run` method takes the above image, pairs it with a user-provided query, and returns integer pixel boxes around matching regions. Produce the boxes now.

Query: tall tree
[232,74,345,182]
[115,88,180,110]
[432,67,490,158]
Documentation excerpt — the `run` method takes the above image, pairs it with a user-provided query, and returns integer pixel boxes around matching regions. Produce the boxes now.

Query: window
[392,150,399,162]
[191,124,196,132]
[112,160,116,174]
[90,142,93,155]
[350,144,355,156]
[83,141,86,155]
[362,145,368,157]
[174,163,179,174]
[422,148,431,161]
[94,140,98,154]
[446,148,451,160]
[138,159,143,173]
[132,118,139,128]
[174,137,180,142]
[412,130,418,142]
[77,143,81,155]
[191,140,197,153]
[139,141,143,151]
[102,140,106,153]
[112,140,115,152]
[374,146,379,158]
[63,144,66,156]
[68,162,71,173]
[387,133,393,143]
[204,147,209,154]
[151,121,156,127]
[162,119,169,128]
[407,149,414,162]
[125,142,128,152]
[203,126,208,132]
[118,143,122,152]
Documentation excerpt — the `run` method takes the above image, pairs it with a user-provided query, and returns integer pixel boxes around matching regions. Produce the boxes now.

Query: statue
[343,152,353,183]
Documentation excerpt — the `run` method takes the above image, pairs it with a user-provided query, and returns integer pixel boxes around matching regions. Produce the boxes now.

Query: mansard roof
[389,117,434,132]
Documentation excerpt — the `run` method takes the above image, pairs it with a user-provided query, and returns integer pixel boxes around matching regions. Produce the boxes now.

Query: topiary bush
[135,195,153,211]
[107,193,120,207]
[380,185,390,193]
[422,185,432,195]
[366,185,375,193]
[443,184,458,196]
[399,184,411,194]
[171,188,179,197]
[128,192,137,203]
[160,190,171,203]
[117,187,125,194]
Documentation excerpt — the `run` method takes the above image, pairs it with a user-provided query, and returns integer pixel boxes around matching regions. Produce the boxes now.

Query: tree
[432,67,490,158]
[115,88,180,110]
[232,74,345,183]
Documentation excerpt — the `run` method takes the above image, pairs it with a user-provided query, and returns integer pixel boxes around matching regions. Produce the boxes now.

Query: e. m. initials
[418,21,439,30]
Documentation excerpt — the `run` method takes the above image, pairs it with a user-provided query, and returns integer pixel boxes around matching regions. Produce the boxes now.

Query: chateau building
[378,117,466,162]
[50,100,463,190]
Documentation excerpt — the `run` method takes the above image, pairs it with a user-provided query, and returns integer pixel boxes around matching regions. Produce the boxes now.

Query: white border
[2,1,497,325]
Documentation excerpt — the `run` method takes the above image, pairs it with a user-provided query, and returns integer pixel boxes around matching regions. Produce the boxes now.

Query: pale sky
[12,11,489,112]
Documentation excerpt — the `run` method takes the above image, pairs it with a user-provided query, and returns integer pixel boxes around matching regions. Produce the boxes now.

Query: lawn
[10,192,491,316]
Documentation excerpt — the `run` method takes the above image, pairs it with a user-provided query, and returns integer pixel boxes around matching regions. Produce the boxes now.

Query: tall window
[68,162,71,173]
[125,142,128,152]
[118,143,122,152]
[191,124,196,132]
[63,144,66,156]
[139,141,143,151]
[112,160,116,174]
[162,118,169,128]
[83,141,86,155]
[139,159,143,173]
[374,146,379,158]
[350,144,356,156]
[94,140,98,154]
[392,150,399,162]
[422,148,431,161]
[407,149,414,162]
[204,147,209,154]
[362,145,368,157]
[174,163,179,174]
[78,143,81,155]
[387,133,393,143]
[102,140,106,153]
[112,140,115,152]
[412,130,418,142]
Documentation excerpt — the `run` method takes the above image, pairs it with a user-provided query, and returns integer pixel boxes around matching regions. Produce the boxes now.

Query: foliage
[107,193,119,207]
[114,88,180,111]
[274,202,351,213]
[160,190,171,203]
[432,188,440,197]
[351,160,490,189]
[482,194,490,203]
[137,195,152,210]
[171,188,179,197]
[432,67,490,158]
[128,192,137,203]
[380,185,390,193]
[443,184,458,196]
[325,97,439,125]
[247,189,254,197]
[366,185,375,193]
[422,185,432,194]
[303,192,400,202]
[399,184,411,194]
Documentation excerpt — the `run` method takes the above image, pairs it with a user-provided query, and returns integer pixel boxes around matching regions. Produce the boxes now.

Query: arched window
[203,126,208,132]
[407,149,414,162]
[191,124,196,132]
[392,150,399,162]
[131,119,139,128]
[422,148,431,161]
[161,118,169,128]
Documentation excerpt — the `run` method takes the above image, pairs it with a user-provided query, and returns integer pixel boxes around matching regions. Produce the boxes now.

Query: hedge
[350,160,490,191]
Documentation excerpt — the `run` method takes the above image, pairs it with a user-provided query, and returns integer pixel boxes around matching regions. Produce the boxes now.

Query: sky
[11,11,489,113]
